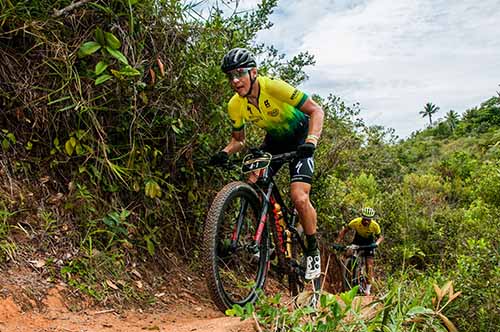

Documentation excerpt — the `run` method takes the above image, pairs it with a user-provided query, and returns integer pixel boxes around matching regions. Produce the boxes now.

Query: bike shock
[285,229,292,258]
[273,202,286,255]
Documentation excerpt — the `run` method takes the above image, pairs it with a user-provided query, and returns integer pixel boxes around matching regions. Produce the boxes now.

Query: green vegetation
[0,0,498,331]
[228,280,462,332]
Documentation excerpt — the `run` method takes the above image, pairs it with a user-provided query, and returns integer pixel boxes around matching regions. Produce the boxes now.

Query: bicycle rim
[343,257,356,291]
[356,260,368,294]
[203,182,269,311]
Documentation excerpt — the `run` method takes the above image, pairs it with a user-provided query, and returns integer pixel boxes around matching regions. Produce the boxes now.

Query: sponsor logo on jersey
[267,108,279,117]
[291,89,299,100]
[264,99,271,108]
[248,115,263,122]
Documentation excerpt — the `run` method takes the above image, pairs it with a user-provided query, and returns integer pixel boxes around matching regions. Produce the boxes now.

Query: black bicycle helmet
[221,48,257,73]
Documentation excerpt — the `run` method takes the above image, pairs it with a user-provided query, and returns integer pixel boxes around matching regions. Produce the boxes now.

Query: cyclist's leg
[364,249,375,295]
[289,156,319,280]
[366,256,375,283]
[289,155,315,234]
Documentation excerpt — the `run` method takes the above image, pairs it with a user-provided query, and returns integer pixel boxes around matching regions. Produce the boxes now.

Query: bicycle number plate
[241,153,272,174]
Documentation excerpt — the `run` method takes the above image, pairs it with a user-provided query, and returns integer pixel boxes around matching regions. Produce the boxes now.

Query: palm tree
[445,110,459,132]
[420,102,440,125]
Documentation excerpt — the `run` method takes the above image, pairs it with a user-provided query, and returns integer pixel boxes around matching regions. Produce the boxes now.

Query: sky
[198,0,500,138]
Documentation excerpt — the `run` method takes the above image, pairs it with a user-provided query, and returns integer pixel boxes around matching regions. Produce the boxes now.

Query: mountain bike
[332,243,377,295]
[202,149,321,312]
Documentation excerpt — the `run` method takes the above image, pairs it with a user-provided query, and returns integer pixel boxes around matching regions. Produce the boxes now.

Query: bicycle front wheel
[342,257,356,291]
[354,258,369,295]
[202,181,269,312]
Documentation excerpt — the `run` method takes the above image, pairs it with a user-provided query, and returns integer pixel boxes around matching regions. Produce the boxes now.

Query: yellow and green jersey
[348,218,381,240]
[227,76,309,140]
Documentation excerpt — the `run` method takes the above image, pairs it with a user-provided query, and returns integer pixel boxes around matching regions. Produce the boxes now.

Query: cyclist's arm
[375,234,384,246]
[299,98,324,145]
[265,78,324,145]
[336,226,350,242]
[222,129,245,155]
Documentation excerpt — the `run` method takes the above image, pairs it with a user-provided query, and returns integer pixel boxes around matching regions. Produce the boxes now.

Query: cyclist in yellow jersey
[336,207,384,295]
[210,48,325,280]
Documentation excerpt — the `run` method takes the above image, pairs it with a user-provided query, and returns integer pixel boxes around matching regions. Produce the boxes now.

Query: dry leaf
[30,259,46,268]
[149,68,156,85]
[449,291,462,302]
[441,281,452,297]
[437,312,458,332]
[106,280,119,290]
[433,283,443,301]
[131,269,142,278]
[135,280,143,289]
[157,57,165,77]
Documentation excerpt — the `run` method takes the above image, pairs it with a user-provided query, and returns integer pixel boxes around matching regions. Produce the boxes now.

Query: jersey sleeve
[347,218,358,229]
[265,78,308,109]
[372,222,381,235]
[227,95,245,131]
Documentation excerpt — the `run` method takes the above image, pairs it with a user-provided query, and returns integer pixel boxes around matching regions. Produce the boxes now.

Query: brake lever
[249,148,265,157]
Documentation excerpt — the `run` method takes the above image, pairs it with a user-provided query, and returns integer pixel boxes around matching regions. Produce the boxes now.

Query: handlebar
[270,150,298,162]
[211,149,298,169]
[332,243,378,251]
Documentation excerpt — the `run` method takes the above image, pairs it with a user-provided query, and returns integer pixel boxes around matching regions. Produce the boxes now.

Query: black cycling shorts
[353,234,376,257]
[260,122,314,184]
[268,156,315,184]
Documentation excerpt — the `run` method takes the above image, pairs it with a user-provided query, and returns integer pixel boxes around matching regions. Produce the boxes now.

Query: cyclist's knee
[291,190,310,211]
[247,172,259,183]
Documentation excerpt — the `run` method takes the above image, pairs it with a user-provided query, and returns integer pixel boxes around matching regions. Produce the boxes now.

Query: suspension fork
[253,184,274,245]
[230,198,250,250]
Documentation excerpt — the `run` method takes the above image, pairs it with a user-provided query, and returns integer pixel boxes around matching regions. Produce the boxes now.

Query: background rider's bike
[332,243,377,295]
[202,149,321,312]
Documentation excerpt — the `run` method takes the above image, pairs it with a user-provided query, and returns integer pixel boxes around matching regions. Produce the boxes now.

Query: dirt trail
[0,289,379,332]
[0,263,376,332]
[0,294,254,332]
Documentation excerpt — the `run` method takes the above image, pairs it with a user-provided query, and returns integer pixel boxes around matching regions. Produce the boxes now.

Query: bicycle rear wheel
[202,181,269,312]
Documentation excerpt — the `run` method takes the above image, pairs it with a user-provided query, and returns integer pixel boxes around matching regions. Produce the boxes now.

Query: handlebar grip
[332,243,345,250]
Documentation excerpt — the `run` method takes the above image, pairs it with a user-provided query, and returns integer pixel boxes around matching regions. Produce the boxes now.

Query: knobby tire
[202,181,269,312]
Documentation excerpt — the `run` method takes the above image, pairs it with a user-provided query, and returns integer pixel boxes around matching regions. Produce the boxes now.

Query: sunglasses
[226,67,252,80]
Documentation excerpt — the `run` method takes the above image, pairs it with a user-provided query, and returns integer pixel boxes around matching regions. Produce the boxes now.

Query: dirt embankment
[0,266,255,332]
[0,295,254,332]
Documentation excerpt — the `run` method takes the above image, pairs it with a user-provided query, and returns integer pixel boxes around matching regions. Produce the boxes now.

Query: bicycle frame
[204,150,321,311]
[229,151,307,275]
[337,244,374,293]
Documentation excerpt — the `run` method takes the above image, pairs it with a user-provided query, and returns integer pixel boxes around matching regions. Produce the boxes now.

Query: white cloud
[255,0,500,137]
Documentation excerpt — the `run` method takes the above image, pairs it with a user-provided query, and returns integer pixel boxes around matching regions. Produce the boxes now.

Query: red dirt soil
[0,250,376,332]
[0,287,255,332]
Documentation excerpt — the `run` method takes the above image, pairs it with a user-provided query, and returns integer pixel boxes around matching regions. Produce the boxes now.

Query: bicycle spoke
[214,194,266,303]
